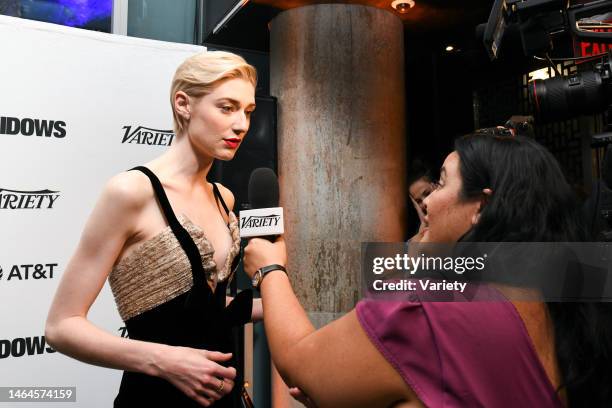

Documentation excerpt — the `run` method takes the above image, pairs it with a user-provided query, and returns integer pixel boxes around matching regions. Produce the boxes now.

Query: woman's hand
[243,236,287,279]
[409,195,430,243]
[409,195,428,233]
[289,387,318,408]
[155,345,236,407]
[409,228,427,243]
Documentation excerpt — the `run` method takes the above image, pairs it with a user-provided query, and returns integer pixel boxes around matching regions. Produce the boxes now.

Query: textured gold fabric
[108,214,240,321]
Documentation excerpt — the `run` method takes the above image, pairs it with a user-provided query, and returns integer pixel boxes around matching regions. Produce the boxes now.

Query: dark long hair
[455,132,612,407]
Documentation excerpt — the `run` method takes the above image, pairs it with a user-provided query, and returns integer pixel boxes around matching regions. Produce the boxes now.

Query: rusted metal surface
[271,4,407,314]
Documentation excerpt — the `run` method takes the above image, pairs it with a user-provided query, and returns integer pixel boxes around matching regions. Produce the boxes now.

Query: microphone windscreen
[248,167,279,209]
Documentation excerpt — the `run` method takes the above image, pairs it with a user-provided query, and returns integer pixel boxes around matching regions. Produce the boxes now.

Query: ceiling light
[391,0,415,14]
[445,45,454,52]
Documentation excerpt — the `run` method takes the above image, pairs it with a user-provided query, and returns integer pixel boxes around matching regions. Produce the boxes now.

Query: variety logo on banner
[121,125,174,146]
[0,335,56,359]
[0,263,59,281]
[0,188,60,209]
[0,116,66,138]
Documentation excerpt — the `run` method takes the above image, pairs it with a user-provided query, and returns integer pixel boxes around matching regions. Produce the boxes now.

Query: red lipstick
[224,138,241,149]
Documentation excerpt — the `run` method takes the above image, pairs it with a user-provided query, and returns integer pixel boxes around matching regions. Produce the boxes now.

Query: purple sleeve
[356,295,564,408]
[356,299,443,407]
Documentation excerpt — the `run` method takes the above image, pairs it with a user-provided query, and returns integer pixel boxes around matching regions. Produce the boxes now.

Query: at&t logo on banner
[0,189,60,209]
[0,263,58,281]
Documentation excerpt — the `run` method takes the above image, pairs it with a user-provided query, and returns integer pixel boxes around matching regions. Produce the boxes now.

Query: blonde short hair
[170,51,257,134]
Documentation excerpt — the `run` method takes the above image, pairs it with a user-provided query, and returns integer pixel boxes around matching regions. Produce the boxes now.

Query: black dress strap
[212,183,231,217]
[129,166,209,295]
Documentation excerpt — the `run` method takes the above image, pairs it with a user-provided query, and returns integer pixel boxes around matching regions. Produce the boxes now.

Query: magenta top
[356,285,564,407]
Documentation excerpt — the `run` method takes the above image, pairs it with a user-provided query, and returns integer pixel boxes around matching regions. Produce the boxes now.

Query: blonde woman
[46,51,261,407]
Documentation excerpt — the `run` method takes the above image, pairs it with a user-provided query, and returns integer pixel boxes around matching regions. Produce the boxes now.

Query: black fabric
[112,167,253,408]
[212,182,231,218]
[132,166,208,291]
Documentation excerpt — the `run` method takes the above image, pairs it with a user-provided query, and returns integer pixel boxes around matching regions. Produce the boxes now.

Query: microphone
[239,168,284,239]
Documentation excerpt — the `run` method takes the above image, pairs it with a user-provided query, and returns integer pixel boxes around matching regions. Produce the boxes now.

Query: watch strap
[256,264,287,289]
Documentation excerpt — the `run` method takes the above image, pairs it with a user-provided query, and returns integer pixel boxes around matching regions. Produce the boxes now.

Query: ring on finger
[215,378,225,393]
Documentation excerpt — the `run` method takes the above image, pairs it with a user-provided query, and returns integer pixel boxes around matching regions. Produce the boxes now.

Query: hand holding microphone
[243,236,287,282]
[241,168,287,288]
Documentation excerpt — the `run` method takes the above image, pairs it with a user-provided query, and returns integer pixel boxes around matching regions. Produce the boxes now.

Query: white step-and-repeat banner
[0,15,203,407]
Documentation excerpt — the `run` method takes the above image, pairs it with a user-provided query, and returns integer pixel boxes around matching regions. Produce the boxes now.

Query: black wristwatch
[251,264,287,289]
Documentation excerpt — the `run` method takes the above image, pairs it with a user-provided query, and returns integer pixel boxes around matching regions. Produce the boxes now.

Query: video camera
[481,0,612,240]
[482,0,612,121]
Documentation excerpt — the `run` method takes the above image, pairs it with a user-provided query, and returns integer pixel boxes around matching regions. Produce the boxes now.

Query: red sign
[575,27,612,59]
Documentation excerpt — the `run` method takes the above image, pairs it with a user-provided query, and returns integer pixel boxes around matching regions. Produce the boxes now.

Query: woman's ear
[174,91,191,120]
[471,188,493,225]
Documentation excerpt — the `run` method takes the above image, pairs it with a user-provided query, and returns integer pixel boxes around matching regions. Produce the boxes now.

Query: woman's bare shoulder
[101,170,154,211]
[68,171,155,266]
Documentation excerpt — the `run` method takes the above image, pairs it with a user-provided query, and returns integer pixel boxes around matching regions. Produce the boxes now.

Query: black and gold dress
[109,166,252,407]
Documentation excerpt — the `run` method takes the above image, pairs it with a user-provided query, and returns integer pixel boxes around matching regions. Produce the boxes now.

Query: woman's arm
[45,173,235,406]
[243,238,413,407]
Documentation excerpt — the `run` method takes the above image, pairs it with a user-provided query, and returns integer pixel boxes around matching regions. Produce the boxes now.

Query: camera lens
[530,70,606,122]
